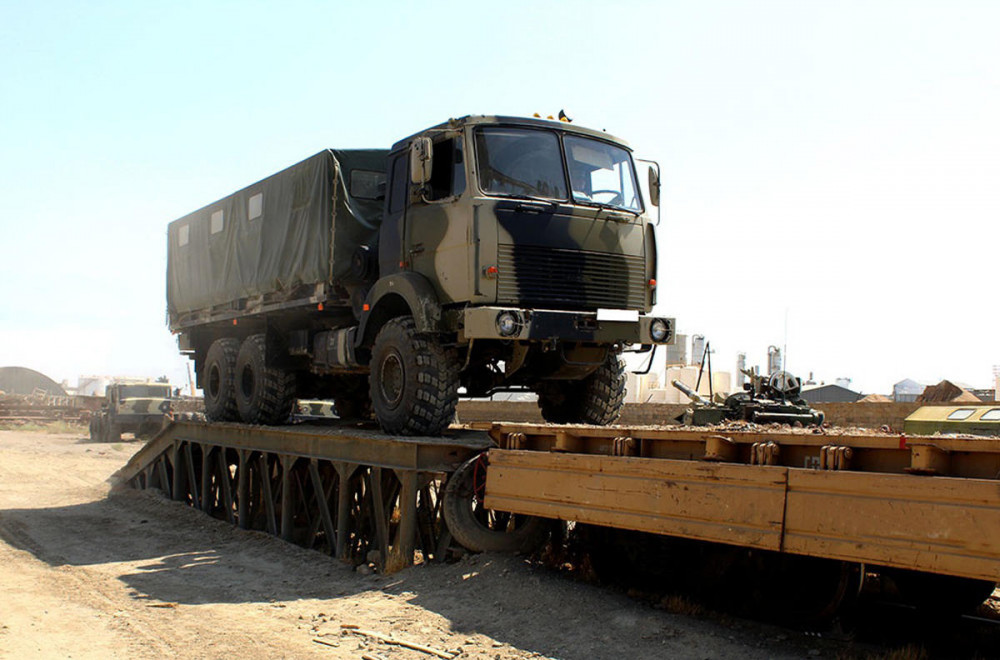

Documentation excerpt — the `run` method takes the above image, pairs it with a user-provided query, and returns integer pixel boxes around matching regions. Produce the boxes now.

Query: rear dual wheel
[202,335,296,425]
[234,334,297,425]
[203,338,240,421]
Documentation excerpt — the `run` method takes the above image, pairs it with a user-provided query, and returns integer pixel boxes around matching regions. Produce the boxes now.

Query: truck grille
[496,244,646,310]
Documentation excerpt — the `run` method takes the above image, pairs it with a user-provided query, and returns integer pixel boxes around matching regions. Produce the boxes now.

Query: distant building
[0,366,67,396]
[664,334,688,366]
[800,383,862,404]
[893,378,926,403]
[969,388,996,402]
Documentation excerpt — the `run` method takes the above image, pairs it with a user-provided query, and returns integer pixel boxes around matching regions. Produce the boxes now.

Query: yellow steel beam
[783,470,1000,582]
[485,449,1000,582]
[484,451,787,551]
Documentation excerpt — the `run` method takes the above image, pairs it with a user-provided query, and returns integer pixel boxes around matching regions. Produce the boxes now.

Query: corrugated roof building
[0,366,67,396]
[800,383,863,404]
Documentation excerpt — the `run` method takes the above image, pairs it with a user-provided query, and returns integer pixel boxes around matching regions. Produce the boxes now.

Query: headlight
[496,311,520,337]
[650,318,670,342]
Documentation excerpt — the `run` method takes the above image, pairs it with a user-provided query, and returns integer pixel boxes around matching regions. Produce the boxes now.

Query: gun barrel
[671,379,706,404]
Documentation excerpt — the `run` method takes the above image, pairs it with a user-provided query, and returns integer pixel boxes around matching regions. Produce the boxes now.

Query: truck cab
[354,116,672,430]
[89,382,173,442]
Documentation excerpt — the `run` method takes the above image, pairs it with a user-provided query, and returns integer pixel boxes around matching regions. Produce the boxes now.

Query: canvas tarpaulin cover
[167,149,387,324]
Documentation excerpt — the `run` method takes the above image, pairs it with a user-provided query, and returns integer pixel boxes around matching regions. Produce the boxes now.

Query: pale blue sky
[1,1,998,394]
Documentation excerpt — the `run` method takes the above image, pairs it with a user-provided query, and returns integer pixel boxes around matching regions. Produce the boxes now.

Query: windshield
[474,126,641,212]
[565,135,642,212]
[475,127,567,200]
[120,385,171,399]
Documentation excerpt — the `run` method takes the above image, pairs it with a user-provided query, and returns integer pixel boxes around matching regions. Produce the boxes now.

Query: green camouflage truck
[167,115,674,435]
[89,381,173,441]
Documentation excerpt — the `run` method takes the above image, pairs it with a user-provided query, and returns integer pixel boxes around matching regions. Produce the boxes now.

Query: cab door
[403,136,471,303]
[378,153,409,277]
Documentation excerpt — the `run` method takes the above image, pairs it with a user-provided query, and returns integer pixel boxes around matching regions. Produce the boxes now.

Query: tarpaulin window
[248,193,263,220]
[210,210,224,234]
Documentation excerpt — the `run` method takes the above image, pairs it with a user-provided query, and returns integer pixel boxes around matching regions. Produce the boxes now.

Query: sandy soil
[0,428,884,659]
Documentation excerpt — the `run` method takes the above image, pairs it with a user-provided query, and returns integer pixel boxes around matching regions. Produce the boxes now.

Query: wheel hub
[208,364,221,399]
[379,350,405,409]
[240,365,256,399]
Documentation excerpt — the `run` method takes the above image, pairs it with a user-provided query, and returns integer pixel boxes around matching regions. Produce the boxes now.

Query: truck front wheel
[369,316,459,436]
[89,413,104,442]
[536,352,626,425]
[234,334,297,425]
[203,338,240,422]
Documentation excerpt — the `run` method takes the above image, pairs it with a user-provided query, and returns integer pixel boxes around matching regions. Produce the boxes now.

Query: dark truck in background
[89,381,172,442]
[167,115,674,435]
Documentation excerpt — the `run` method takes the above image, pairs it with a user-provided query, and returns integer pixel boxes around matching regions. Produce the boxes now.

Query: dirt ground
[0,427,952,659]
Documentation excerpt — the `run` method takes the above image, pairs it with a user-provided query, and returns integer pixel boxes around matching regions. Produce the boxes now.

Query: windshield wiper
[490,192,561,206]
[573,197,640,217]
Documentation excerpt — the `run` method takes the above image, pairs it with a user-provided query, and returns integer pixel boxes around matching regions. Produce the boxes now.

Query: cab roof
[390,115,632,153]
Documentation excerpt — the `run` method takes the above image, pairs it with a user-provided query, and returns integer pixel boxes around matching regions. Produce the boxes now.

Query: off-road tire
[536,352,626,425]
[106,422,122,442]
[203,338,240,421]
[234,334,297,425]
[89,413,104,442]
[442,453,550,553]
[330,374,372,421]
[535,381,584,424]
[369,316,459,436]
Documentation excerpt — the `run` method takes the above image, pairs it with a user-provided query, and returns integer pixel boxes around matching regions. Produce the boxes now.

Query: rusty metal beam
[309,459,336,554]
[258,454,277,536]
[388,470,419,571]
[184,443,200,510]
[237,450,250,529]
[115,421,491,488]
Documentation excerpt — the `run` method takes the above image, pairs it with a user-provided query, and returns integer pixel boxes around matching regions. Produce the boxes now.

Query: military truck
[89,381,173,442]
[167,115,674,435]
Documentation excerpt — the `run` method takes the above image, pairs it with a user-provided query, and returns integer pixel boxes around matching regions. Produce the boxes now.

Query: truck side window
[388,155,407,213]
[427,138,466,201]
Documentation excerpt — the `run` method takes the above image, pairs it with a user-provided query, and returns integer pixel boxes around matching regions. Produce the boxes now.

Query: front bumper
[461,306,675,344]
[111,412,169,428]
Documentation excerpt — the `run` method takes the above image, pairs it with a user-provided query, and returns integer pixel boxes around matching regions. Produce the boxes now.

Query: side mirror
[410,137,433,185]
[647,165,661,207]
